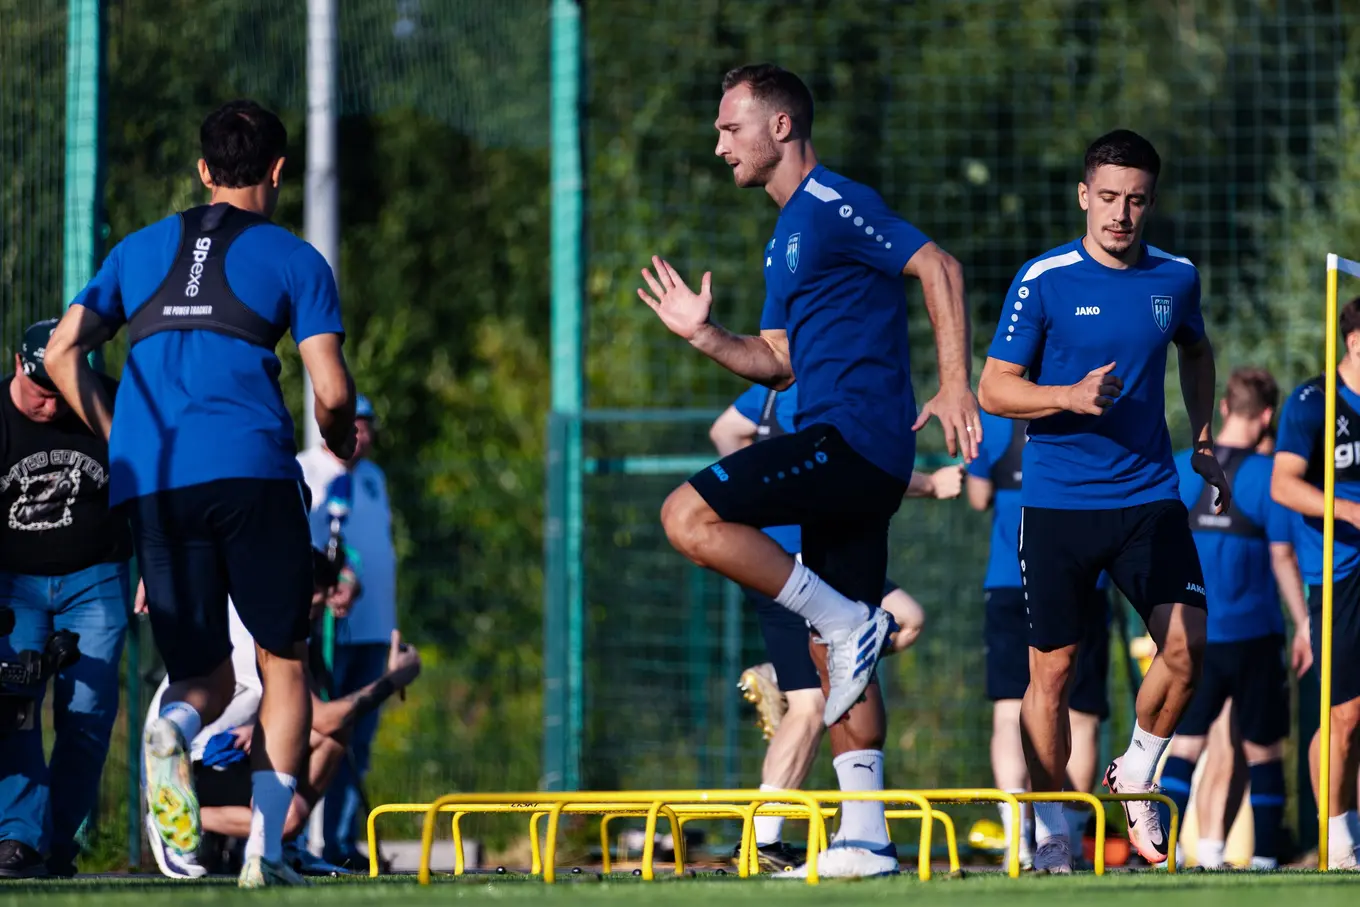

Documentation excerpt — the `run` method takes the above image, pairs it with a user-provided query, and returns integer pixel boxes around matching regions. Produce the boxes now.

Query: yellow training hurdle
[368,786,1176,884]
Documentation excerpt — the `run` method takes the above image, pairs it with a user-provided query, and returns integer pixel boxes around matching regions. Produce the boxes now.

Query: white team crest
[1152,295,1172,332]
[786,233,801,272]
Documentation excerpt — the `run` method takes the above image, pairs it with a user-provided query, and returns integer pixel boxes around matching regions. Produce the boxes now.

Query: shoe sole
[738,668,786,740]
[145,722,202,857]
[1103,763,1167,865]
[145,812,206,879]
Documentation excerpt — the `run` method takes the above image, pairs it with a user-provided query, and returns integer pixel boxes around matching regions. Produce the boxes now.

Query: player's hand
[930,464,965,500]
[327,423,359,461]
[230,723,254,754]
[913,382,982,462]
[638,256,713,341]
[1064,362,1123,415]
[1190,447,1233,514]
[326,569,359,618]
[1291,625,1313,678]
[387,629,422,690]
[134,579,148,615]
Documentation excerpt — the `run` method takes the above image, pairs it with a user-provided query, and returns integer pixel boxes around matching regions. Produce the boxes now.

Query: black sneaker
[0,841,49,879]
[729,841,802,873]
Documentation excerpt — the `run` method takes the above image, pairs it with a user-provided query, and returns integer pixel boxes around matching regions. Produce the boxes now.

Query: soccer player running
[1271,297,1360,869]
[710,382,960,870]
[44,100,356,888]
[638,64,977,878]
[966,410,1112,869]
[977,130,1228,873]
[1163,367,1310,870]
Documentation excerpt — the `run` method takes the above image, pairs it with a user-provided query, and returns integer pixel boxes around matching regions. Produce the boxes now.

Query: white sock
[246,771,298,863]
[998,791,1031,860]
[1329,812,1358,862]
[1120,723,1171,786]
[775,562,869,636]
[1033,801,1067,844]
[1198,838,1225,868]
[754,784,784,845]
[1064,805,1089,843]
[158,701,202,744]
[832,750,888,849]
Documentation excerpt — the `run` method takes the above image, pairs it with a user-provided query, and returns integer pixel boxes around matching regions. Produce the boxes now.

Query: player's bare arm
[44,304,119,440]
[1269,540,1313,676]
[1271,451,1360,527]
[966,474,994,511]
[1179,334,1230,514]
[709,405,758,456]
[978,357,1123,420]
[905,464,964,500]
[638,255,793,388]
[905,242,981,461]
[298,332,358,459]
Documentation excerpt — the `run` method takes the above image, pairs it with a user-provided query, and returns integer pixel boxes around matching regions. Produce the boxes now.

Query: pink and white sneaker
[1104,757,1169,864]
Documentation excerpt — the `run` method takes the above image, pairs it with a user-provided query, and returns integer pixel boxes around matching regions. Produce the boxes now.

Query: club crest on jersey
[1152,295,1172,332]
[786,233,801,273]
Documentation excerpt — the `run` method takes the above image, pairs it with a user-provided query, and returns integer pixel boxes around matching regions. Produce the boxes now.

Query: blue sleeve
[70,241,126,327]
[286,243,344,343]
[831,188,930,277]
[732,385,766,423]
[759,288,785,332]
[987,266,1045,368]
[1239,457,1293,544]
[1276,384,1322,461]
[1173,450,1200,509]
[1173,270,1205,346]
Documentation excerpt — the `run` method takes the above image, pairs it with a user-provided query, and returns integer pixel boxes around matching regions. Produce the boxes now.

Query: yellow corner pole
[1321,253,1341,869]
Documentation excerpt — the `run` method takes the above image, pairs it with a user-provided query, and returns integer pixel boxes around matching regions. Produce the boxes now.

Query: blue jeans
[0,561,130,860]
[320,642,388,862]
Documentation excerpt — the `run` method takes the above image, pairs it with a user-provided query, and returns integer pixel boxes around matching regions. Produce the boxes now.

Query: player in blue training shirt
[977,129,1228,872]
[1160,367,1310,870]
[1271,297,1360,869]
[637,64,978,878]
[45,100,356,888]
[966,409,1112,870]
[712,382,962,871]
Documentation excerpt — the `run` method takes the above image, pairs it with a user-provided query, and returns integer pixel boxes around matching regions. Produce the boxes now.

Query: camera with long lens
[0,607,81,733]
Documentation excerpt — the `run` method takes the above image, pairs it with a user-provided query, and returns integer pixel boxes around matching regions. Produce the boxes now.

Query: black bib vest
[128,203,285,349]
[1188,445,1263,538]
[754,388,788,441]
[991,420,1027,491]
[1302,379,1360,487]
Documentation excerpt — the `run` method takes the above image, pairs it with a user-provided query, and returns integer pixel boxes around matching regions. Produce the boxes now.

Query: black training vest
[991,419,1027,491]
[127,203,286,349]
[754,388,787,441]
[1300,376,1360,488]
[1188,445,1263,538]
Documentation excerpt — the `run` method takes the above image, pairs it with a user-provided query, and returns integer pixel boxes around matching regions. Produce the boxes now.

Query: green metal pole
[721,581,741,789]
[63,0,116,868]
[543,0,584,792]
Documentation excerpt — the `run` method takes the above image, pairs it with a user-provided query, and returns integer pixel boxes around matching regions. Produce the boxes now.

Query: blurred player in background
[639,63,977,877]
[1271,298,1360,869]
[45,99,356,888]
[1162,366,1309,870]
[709,382,962,870]
[966,410,1110,870]
[978,129,1226,872]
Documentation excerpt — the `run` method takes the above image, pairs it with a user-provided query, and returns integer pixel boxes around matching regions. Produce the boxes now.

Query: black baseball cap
[18,317,60,391]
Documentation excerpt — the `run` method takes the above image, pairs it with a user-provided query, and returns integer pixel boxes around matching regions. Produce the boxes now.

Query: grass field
[3,872,1359,907]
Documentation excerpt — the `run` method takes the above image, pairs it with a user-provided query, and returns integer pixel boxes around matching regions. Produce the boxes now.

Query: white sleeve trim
[1147,245,1196,269]
[803,178,842,202]
[1020,250,1082,282]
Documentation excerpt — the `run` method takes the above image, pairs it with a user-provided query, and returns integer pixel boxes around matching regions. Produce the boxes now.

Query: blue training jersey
[968,409,1109,592]
[1276,376,1360,585]
[987,238,1205,510]
[760,165,930,483]
[71,211,343,506]
[732,383,801,554]
[1174,447,1289,642]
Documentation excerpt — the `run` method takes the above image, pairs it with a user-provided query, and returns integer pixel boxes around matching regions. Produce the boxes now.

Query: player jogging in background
[1271,297,1360,869]
[44,99,356,889]
[977,129,1228,873]
[710,382,962,871]
[638,63,977,878]
[1163,366,1310,870]
[966,410,1111,870]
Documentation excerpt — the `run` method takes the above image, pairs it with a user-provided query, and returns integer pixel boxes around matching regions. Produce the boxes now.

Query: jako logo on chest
[1075,306,1100,316]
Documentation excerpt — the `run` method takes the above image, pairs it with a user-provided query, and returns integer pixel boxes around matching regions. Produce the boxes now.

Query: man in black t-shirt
[0,318,131,879]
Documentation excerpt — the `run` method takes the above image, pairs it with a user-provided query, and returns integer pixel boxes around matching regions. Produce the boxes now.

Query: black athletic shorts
[985,586,1110,718]
[1309,568,1360,706]
[1176,635,1289,745]
[194,759,252,809]
[125,478,314,683]
[746,577,902,693]
[1018,500,1207,650]
[689,424,908,609]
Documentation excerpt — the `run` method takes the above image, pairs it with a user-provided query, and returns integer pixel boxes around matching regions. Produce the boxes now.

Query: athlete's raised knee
[660,483,720,564]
